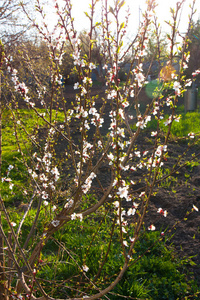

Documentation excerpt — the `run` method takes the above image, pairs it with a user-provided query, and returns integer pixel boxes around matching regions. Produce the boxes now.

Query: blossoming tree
[0,0,199,299]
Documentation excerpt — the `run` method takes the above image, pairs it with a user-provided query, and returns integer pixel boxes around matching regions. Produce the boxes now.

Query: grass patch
[34,215,199,299]
[2,202,199,299]
[1,108,65,204]
[170,112,200,137]
[2,108,65,154]
[143,111,200,139]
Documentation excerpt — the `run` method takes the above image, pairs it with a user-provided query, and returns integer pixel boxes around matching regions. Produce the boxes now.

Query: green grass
[34,216,199,299]
[2,108,65,164]
[2,202,199,299]
[2,108,65,152]
[1,108,65,204]
[144,111,200,138]
[169,112,200,137]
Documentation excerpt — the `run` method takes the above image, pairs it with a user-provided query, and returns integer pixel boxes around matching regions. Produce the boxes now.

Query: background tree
[0,0,30,46]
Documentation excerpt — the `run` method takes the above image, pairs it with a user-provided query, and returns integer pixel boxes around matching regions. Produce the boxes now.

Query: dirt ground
[136,136,200,284]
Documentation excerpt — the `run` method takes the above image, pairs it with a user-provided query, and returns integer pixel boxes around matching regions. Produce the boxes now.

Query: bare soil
[137,136,200,285]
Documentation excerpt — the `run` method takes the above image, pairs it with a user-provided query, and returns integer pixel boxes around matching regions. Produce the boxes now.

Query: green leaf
[166,33,171,41]
[189,260,196,266]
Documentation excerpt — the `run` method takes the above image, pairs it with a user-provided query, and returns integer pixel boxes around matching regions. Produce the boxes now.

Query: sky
[70,0,200,37]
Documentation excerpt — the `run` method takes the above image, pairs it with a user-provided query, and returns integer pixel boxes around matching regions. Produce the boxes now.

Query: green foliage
[186,160,200,172]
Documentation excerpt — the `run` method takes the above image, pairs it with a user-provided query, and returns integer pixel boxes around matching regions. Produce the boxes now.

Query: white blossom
[135,72,145,87]
[74,82,79,89]
[188,132,195,139]
[127,208,136,216]
[89,62,96,70]
[123,240,128,247]
[51,220,60,227]
[148,224,156,231]
[157,208,167,217]
[193,205,199,212]
[82,264,89,272]
[52,205,57,211]
[117,186,129,199]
